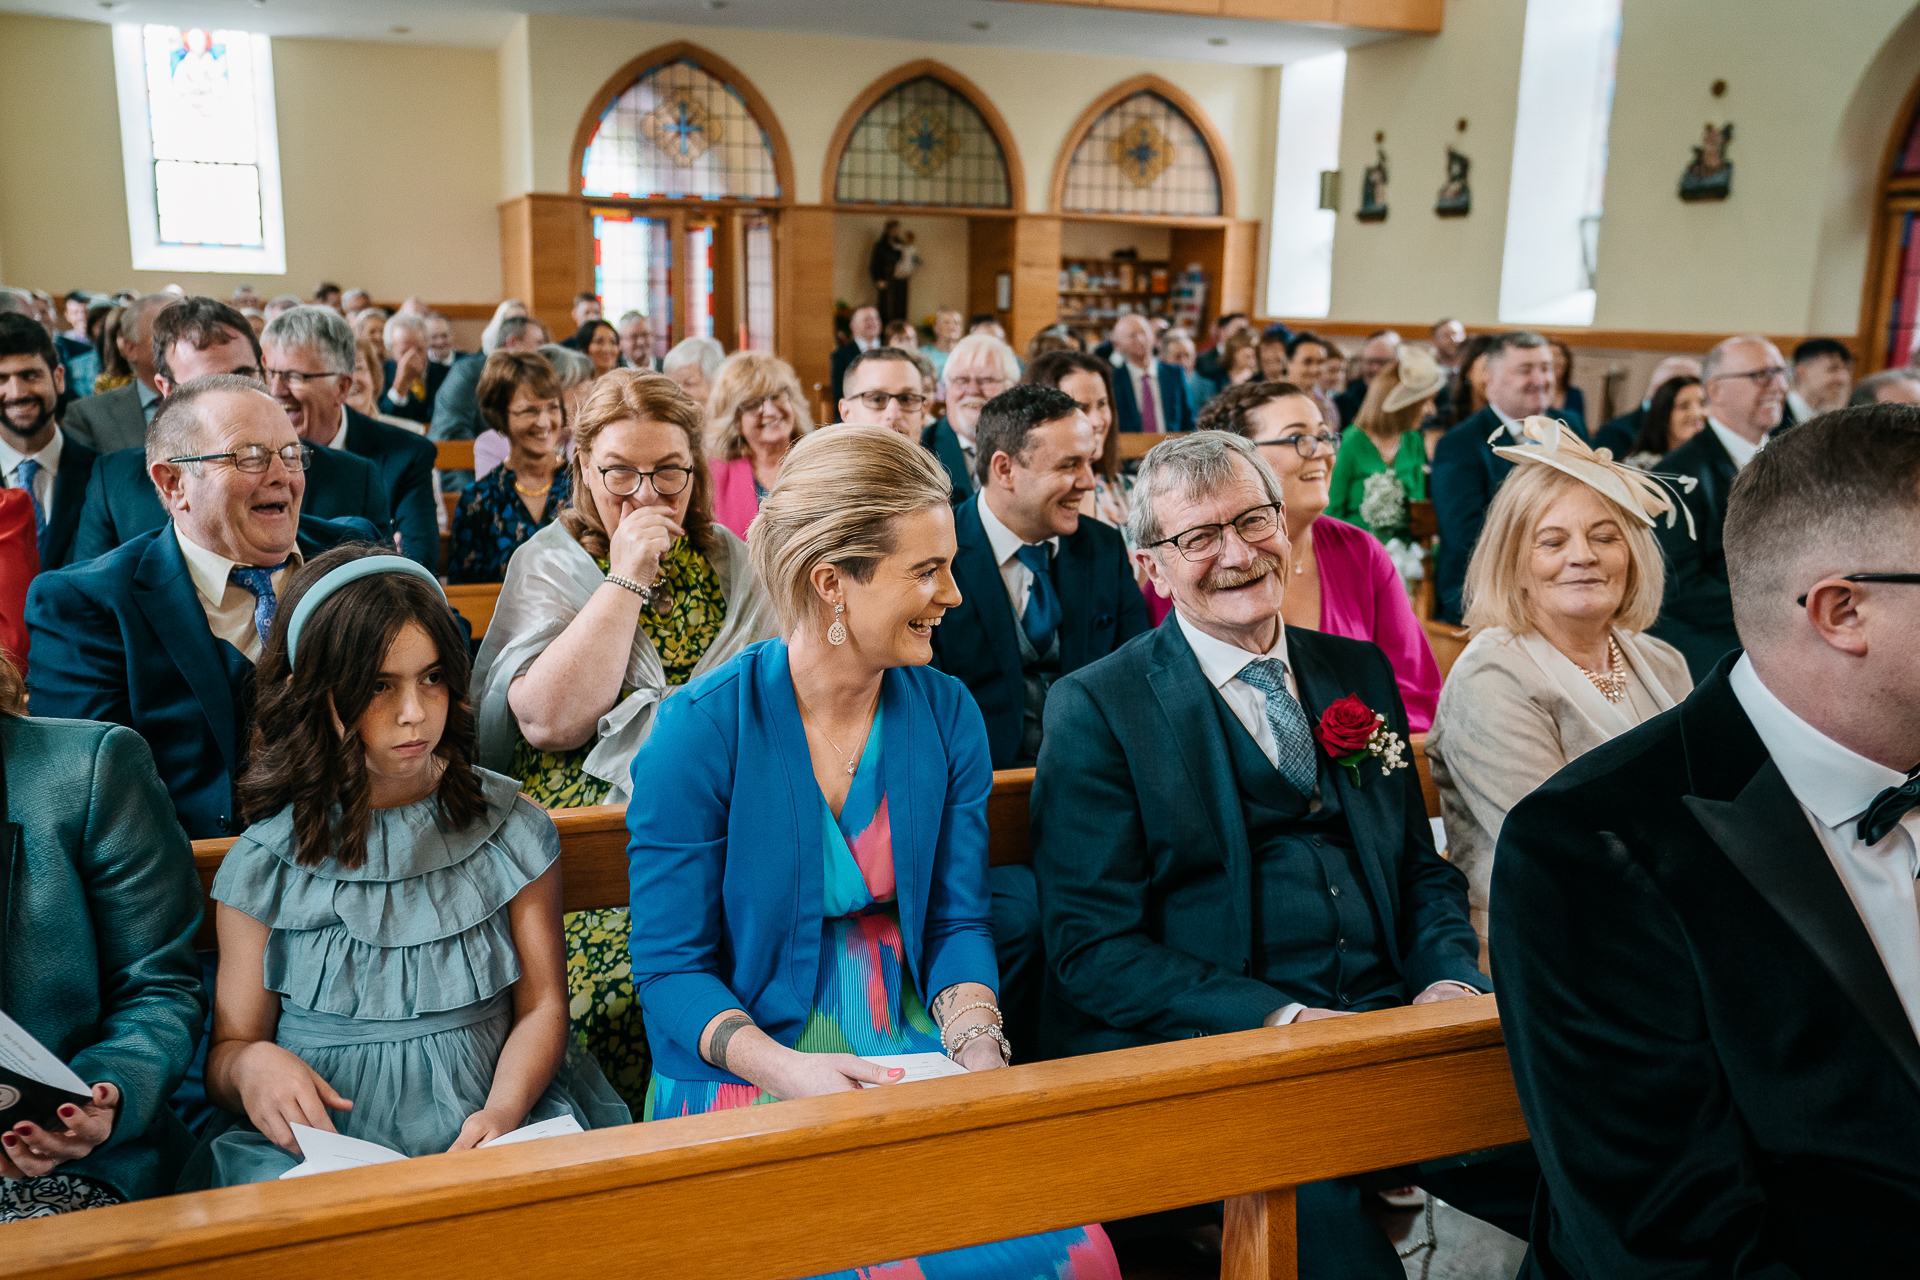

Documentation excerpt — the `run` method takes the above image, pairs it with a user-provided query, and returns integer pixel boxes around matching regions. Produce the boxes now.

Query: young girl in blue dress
[194,548,627,1185]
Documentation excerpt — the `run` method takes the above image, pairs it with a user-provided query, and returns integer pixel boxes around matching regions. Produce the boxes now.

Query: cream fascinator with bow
[1490,416,1698,539]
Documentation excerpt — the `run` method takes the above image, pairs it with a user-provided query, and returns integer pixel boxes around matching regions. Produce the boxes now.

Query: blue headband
[285,555,447,667]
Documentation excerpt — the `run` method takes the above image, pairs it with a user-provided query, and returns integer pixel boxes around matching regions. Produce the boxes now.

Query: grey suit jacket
[61,384,148,455]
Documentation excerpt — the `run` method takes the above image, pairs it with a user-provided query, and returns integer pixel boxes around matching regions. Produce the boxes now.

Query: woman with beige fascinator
[1425,417,1696,954]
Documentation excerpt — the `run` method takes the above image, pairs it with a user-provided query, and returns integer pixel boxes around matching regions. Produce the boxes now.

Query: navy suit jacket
[379,358,449,424]
[335,407,437,568]
[1111,360,1195,434]
[1648,426,1741,681]
[1430,406,1584,623]
[24,515,378,838]
[625,638,997,1083]
[19,437,98,569]
[921,418,975,504]
[1031,621,1481,1059]
[1594,407,1642,460]
[828,342,860,406]
[69,444,390,565]
[930,495,1150,767]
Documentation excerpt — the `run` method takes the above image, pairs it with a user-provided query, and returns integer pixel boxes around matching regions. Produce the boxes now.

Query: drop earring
[827,602,847,646]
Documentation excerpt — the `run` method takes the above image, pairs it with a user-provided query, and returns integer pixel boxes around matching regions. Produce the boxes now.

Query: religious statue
[1680,122,1734,202]
[1435,146,1471,218]
[1357,147,1389,223]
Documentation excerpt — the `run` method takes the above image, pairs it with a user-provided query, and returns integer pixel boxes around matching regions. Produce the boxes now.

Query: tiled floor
[1112,1198,1526,1280]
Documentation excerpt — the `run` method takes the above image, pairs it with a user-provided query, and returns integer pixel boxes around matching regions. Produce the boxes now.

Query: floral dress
[644,718,1122,1280]
[448,465,573,585]
[509,537,726,1112]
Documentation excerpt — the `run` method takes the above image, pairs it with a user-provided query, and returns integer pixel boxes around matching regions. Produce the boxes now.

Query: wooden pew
[435,440,476,472]
[1117,431,1161,461]
[443,583,500,639]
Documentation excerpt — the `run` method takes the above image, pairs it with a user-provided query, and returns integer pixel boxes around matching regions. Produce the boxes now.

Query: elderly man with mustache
[1030,430,1532,1277]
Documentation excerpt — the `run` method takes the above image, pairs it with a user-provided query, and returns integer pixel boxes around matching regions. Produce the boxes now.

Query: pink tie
[1140,367,1160,433]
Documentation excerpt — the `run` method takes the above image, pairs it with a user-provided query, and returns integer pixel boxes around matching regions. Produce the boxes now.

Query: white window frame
[111,24,286,275]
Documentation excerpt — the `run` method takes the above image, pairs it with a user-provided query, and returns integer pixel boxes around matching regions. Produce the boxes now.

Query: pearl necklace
[1577,636,1629,703]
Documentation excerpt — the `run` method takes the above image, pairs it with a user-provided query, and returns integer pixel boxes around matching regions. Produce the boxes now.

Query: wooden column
[967,214,1061,352]
[498,194,593,343]
[778,206,837,410]
[1222,1187,1298,1280]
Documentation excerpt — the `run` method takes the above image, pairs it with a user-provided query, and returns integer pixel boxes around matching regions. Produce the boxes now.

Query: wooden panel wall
[780,206,838,408]
[497,194,592,342]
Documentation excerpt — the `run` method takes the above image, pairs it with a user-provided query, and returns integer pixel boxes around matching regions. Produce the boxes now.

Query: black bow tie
[1858,773,1920,846]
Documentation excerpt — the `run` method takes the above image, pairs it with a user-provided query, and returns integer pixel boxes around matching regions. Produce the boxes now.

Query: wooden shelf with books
[1056,256,1208,341]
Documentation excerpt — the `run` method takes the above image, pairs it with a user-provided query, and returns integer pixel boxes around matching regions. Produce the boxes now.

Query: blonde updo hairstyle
[561,368,718,560]
[748,425,953,637]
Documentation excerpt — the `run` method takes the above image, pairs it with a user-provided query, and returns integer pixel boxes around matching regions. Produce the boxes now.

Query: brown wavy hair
[560,368,718,559]
[239,545,487,869]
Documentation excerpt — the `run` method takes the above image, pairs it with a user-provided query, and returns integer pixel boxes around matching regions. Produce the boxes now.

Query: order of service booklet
[0,1011,94,1131]
[279,1115,586,1178]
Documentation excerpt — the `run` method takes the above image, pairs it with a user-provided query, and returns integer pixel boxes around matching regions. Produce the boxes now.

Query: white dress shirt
[1490,402,1526,439]
[324,405,351,451]
[0,425,62,513]
[1730,654,1920,1035]
[1786,389,1816,424]
[1176,610,1298,771]
[1707,417,1765,470]
[174,526,301,662]
[975,491,1059,619]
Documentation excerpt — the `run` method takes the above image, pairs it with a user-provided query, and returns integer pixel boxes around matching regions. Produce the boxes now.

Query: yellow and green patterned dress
[508,538,726,1112]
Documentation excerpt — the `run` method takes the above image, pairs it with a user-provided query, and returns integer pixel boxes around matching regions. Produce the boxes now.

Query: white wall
[1267,51,1346,318]
[831,214,970,320]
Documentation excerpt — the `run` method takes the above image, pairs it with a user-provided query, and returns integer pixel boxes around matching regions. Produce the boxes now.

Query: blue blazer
[930,494,1150,768]
[920,418,975,504]
[33,436,97,569]
[626,639,998,1084]
[1111,360,1195,434]
[1430,406,1583,623]
[24,515,378,838]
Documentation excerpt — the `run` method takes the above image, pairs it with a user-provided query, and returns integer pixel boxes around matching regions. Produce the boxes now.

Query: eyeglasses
[1709,366,1791,387]
[599,464,690,497]
[1148,503,1282,562]
[738,396,785,418]
[507,402,564,424]
[947,374,1008,395]
[1255,431,1341,458]
[1796,573,1920,606]
[262,368,343,390]
[167,442,312,474]
[851,390,928,412]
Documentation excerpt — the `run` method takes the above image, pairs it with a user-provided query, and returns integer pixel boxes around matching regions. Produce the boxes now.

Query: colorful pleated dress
[643,719,1121,1280]
[187,768,631,1187]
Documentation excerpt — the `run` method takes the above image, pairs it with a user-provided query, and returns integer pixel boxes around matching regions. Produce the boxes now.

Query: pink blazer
[1313,515,1442,733]
[708,456,760,540]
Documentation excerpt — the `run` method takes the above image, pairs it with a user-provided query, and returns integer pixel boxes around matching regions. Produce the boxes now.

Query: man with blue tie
[1110,313,1194,435]
[0,314,96,571]
[931,384,1150,1058]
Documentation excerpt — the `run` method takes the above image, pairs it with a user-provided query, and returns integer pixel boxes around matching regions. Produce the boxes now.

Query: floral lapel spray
[1312,694,1407,789]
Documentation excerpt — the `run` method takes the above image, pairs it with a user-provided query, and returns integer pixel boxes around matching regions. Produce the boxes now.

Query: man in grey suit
[61,293,174,454]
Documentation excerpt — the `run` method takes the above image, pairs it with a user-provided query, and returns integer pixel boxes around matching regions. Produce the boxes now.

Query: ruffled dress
[189,768,630,1186]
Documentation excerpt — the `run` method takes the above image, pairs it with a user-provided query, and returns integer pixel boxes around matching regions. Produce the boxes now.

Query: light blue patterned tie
[1235,658,1319,796]
[228,563,286,648]
[13,459,44,538]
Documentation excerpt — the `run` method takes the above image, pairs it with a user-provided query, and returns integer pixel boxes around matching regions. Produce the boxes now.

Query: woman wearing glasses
[447,351,573,584]
[473,369,773,1110]
[1200,380,1443,731]
[704,351,813,539]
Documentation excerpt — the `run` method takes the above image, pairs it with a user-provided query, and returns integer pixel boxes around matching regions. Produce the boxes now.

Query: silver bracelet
[605,572,653,606]
[937,1001,1002,1054]
[946,1022,1013,1065]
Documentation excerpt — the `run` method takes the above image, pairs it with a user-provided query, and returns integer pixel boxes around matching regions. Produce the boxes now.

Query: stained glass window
[834,77,1011,208]
[593,210,673,346]
[111,24,284,272]
[1062,91,1221,218]
[1896,106,1920,175]
[743,216,775,352]
[582,60,780,201]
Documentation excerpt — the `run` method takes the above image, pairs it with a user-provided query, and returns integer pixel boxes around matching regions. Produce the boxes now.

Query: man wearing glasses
[921,332,1019,504]
[1032,431,1524,1276]
[67,297,390,565]
[836,347,929,441]
[1651,333,1790,679]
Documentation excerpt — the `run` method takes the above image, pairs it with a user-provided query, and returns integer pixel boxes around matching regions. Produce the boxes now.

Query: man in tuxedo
[379,312,448,425]
[1650,333,1787,679]
[264,306,436,569]
[838,347,929,440]
[1034,430,1521,1274]
[61,292,174,455]
[1110,314,1193,435]
[1593,356,1701,458]
[1495,404,1920,1278]
[0,314,96,571]
[829,305,882,406]
[921,333,1017,503]
[1332,328,1400,426]
[933,386,1150,1059]
[1432,331,1585,622]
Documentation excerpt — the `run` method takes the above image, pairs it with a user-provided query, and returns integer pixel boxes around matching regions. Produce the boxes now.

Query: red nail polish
[2,1134,14,1146]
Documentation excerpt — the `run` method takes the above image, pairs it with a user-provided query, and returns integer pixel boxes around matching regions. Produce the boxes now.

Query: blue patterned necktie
[1015,542,1060,655]
[13,459,44,538]
[228,563,287,649]
[1234,658,1319,796]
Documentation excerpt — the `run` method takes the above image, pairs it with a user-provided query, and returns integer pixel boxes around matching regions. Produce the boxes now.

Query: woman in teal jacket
[0,657,205,1217]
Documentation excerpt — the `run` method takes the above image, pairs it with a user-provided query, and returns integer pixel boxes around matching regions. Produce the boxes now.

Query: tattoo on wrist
[930,988,959,1025]
[706,1014,755,1072]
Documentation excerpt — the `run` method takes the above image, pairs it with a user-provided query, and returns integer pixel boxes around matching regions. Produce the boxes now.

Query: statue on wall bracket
[1680,123,1733,201]
[1435,146,1470,217]
[1357,146,1389,222]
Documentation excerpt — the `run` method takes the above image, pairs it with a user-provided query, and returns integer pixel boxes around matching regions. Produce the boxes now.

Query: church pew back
[434,440,476,472]
[442,583,500,639]
[0,996,1524,1280]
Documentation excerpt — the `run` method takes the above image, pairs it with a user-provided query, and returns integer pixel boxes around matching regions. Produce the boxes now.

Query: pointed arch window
[1061,91,1221,218]
[581,58,780,201]
[833,75,1012,208]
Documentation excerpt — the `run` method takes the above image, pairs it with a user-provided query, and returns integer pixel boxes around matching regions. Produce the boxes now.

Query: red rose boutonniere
[1312,694,1408,789]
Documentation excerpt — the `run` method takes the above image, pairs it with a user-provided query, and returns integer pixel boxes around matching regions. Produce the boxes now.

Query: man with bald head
[1110,313,1193,435]
[1651,333,1790,678]
[61,293,175,454]
[1594,356,1704,459]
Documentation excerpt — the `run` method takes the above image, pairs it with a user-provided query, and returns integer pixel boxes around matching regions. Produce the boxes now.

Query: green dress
[508,538,727,1112]
[1326,426,1428,541]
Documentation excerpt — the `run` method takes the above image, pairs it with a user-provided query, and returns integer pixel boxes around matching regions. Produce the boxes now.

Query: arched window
[1057,85,1224,218]
[580,57,781,201]
[830,70,1015,208]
